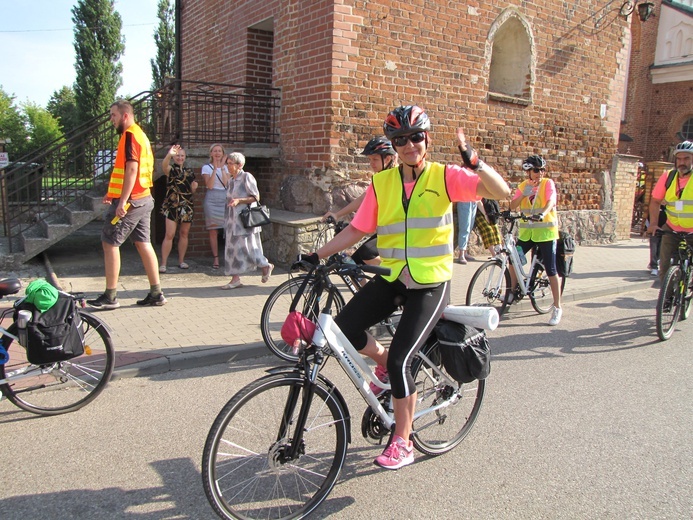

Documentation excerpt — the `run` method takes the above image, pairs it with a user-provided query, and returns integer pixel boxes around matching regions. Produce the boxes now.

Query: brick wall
[179,1,638,231]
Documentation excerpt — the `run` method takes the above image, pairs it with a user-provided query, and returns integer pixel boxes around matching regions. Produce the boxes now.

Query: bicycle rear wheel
[466,259,511,316]
[410,337,485,456]
[529,266,566,314]
[260,276,346,362]
[656,265,682,341]
[0,312,115,415]
[202,373,348,520]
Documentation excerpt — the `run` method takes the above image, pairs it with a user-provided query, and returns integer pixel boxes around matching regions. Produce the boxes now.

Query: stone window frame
[682,117,693,140]
[484,8,535,106]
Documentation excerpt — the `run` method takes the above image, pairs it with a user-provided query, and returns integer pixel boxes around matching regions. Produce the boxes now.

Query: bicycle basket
[434,320,490,383]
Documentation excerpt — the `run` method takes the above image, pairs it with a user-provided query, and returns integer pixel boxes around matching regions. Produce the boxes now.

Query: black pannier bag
[434,320,491,383]
[14,292,85,365]
[556,231,576,278]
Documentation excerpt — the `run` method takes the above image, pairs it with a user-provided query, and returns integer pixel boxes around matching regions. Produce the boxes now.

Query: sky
[0,0,159,107]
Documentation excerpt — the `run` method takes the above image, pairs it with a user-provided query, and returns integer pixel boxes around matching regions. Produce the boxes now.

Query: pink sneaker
[374,435,414,470]
[369,364,389,396]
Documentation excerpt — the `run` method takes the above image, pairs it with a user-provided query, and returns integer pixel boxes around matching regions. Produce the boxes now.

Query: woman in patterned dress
[220,152,273,289]
[159,144,198,272]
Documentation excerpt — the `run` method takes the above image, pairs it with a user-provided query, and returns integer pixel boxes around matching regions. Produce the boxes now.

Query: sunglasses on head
[392,131,426,147]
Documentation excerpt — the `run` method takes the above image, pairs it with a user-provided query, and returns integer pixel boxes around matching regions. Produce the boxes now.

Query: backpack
[13,292,85,365]
[482,198,501,225]
[556,231,576,278]
[434,320,491,383]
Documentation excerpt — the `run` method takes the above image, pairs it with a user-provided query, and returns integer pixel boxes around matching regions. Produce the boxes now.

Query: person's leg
[135,241,161,286]
[659,229,677,284]
[178,222,191,265]
[209,229,219,266]
[161,218,177,268]
[456,202,476,262]
[103,242,121,289]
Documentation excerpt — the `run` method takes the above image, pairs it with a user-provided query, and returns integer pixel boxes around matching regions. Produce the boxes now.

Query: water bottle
[516,246,527,266]
[16,310,32,347]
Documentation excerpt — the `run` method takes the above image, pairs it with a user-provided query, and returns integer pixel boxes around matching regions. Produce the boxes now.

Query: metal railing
[0,81,280,253]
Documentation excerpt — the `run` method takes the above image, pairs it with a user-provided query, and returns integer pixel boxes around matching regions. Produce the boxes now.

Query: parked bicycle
[202,260,494,520]
[655,230,693,341]
[261,217,401,362]
[466,211,565,316]
[0,279,115,415]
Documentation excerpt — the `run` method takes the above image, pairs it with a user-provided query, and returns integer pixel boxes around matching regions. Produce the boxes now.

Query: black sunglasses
[392,131,426,147]
[531,168,545,173]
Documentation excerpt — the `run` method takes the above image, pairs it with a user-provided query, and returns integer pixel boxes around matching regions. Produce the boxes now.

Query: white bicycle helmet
[674,141,693,155]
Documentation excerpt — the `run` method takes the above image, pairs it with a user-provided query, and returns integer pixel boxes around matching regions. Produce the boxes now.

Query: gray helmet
[674,141,693,155]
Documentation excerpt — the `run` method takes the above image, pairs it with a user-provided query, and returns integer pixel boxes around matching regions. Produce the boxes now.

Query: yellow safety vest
[664,170,693,229]
[517,177,559,242]
[107,123,154,199]
[373,162,454,284]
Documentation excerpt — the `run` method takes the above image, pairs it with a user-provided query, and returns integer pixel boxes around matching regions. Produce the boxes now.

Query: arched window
[682,117,693,140]
[488,15,533,102]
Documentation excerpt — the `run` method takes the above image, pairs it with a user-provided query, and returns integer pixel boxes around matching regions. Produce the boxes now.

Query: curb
[111,279,658,380]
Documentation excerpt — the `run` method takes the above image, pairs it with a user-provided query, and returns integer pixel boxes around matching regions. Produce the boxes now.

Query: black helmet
[361,136,397,156]
[383,105,431,140]
[522,155,547,171]
[674,141,693,155]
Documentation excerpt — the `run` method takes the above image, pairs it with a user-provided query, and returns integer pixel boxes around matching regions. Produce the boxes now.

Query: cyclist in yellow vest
[301,105,510,470]
[509,155,562,325]
[87,100,166,310]
[647,141,693,282]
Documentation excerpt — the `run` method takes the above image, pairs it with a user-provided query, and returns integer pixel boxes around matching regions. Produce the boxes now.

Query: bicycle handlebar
[499,210,542,222]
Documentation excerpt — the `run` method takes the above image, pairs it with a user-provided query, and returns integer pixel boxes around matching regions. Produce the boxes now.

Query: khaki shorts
[101,196,154,246]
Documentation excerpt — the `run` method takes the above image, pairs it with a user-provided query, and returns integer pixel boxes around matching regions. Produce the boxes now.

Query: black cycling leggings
[335,276,450,399]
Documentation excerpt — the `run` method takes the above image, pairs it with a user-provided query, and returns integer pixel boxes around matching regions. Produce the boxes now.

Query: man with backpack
[647,141,693,283]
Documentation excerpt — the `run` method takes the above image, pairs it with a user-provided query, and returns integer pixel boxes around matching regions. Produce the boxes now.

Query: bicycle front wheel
[202,373,349,520]
[529,266,566,314]
[656,265,683,341]
[410,338,485,456]
[260,276,346,362]
[466,259,511,316]
[0,312,115,415]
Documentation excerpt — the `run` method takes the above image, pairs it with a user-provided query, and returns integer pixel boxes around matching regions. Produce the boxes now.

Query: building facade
[177,0,646,246]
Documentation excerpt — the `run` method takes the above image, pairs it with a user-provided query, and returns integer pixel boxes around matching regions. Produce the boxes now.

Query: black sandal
[212,256,220,269]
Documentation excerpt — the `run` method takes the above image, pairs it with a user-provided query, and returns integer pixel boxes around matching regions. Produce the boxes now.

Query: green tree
[151,0,176,91]
[47,86,80,137]
[23,102,63,151]
[0,87,30,158]
[71,0,125,124]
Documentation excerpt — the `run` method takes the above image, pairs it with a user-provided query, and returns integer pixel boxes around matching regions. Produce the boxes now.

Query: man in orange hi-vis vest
[87,100,166,310]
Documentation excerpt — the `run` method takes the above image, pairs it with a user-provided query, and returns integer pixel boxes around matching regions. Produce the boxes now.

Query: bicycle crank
[360,406,389,445]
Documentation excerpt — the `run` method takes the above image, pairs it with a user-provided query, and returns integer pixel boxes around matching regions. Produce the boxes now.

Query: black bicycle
[260,218,400,362]
[655,230,693,341]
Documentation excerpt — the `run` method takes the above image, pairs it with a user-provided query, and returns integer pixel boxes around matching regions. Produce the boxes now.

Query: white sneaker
[549,306,563,326]
[651,269,659,276]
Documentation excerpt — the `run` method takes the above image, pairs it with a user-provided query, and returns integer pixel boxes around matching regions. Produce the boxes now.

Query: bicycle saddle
[0,278,22,298]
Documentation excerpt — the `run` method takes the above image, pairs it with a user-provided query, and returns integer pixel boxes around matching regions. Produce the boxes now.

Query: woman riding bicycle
[509,155,563,326]
[322,136,399,266]
[305,105,510,469]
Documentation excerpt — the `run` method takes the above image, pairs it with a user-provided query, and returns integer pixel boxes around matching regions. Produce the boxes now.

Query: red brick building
[177,1,648,247]
[620,0,693,162]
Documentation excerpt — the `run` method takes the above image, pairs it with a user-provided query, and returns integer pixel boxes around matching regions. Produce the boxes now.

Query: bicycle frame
[497,234,543,297]
[310,310,462,432]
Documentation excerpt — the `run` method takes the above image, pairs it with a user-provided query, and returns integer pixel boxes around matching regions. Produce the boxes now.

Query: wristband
[458,145,480,170]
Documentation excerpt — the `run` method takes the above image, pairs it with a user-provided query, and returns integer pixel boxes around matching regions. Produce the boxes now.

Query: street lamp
[620,1,656,22]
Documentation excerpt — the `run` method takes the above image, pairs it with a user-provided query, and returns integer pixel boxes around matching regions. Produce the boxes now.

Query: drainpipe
[175,0,182,143]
